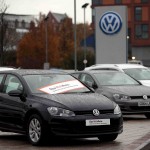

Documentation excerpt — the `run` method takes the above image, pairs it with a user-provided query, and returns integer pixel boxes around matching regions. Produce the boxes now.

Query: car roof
[0,67,16,71]
[0,69,68,76]
[85,64,147,71]
[73,70,122,74]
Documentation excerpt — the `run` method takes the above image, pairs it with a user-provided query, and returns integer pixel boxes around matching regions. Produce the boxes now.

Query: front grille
[130,106,150,111]
[50,118,122,135]
[131,96,150,99]
[74,110,113,115]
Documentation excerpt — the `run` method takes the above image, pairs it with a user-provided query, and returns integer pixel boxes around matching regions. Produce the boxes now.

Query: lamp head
[82,3,89,8]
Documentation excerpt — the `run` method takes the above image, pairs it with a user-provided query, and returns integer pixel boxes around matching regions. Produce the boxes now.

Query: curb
[124,132,150,150]
[136,139,150,150]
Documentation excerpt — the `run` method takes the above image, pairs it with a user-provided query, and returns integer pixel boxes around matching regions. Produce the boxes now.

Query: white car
[85,64,150,86]
[0,67,16,71]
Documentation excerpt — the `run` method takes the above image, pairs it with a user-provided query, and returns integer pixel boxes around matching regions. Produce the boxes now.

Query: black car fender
[23,102,50,129]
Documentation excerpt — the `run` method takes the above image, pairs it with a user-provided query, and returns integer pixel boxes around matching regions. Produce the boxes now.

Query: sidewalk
[120,115,150,150]
[124,132,150,150]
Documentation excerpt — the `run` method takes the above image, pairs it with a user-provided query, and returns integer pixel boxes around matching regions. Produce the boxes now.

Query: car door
[0,74,25,130]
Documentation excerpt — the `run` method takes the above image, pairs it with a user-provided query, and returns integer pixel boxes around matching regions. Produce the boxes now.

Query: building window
[135,7,142,21]
[141,0,148,3]
[115,0,122,4]
[92,0,102,5]
[135,24,149,39]
[22,20,25,28]
[15,19,18,28]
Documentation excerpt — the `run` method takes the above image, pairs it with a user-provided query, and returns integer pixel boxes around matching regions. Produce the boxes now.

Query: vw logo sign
[143,95,148,100]
[93,109,100,116]
[99,11,122,35]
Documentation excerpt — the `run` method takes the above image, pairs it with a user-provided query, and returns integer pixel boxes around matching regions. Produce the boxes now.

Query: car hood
[32,93,115,111]
[139,80,150,87]
[104,85,150,96]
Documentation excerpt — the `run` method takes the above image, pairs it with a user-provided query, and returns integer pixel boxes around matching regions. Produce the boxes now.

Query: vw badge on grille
[93,109,100,116]
[143,95,148,100]
[99,11,122,35]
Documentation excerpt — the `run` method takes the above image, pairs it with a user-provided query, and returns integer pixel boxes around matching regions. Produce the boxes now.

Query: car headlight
[47,107,75,117]
[114,104,121,115]
[113,93,131,100]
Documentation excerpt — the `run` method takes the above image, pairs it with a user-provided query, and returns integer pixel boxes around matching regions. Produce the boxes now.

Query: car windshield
[94,72,140,86]
[23,74,90,94]
[123,68,150,80]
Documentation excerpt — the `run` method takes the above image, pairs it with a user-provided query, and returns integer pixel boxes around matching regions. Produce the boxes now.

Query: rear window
[124,68,150,80]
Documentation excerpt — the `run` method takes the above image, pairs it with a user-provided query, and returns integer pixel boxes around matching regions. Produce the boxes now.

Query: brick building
[46,12,69,31]
[91,0,150,66]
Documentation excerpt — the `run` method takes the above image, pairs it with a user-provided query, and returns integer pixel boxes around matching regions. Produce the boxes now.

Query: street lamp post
[44,16,50,69]
[82,3,89,68]
[74,0,77,71]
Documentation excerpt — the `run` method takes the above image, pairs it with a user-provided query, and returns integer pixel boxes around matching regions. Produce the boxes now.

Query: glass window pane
[115,0,122,4]
[135,25,141,36]
[0,74,4,84]
[142,25,148,31]
[141,0,148,3]
[92,0,102,5]
[135,24,149,39]
[142,32,149,39]
[3,75,23,93]
[135,7,142,21]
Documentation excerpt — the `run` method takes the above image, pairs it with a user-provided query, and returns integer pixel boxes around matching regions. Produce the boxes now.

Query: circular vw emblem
[99,11,122,35]
[143,95,148,100]
[93,109,100,116]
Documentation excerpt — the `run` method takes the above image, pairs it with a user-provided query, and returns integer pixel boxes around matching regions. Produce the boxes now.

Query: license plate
[86,119,110,126]
[138,101,150,106]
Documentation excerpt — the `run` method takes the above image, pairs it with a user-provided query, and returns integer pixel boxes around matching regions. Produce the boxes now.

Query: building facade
[0,13,36,51]
[91,0,150,66]
[2,13,36,35]
[0,12,70,51]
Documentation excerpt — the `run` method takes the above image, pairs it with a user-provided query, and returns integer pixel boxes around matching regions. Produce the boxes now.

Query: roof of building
[51,12,68,23]
[1,13,37,23]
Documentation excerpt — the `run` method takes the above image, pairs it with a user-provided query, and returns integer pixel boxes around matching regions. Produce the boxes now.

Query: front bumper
[47,114,123,137]
[115,99,150,114]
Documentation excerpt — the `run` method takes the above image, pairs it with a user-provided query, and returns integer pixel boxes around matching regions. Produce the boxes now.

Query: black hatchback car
[0,70,122,145]
[71,70,150,119]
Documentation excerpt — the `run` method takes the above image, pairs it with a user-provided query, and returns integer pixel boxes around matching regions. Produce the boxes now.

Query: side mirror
[8,90,27,102]
[8,90,22,97]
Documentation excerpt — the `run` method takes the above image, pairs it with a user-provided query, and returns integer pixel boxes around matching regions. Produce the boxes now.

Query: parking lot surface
[0,115,149,150]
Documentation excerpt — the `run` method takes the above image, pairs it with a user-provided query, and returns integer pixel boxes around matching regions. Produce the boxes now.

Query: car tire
[98,134,118,142]
[27,114,46,146]
[145,113,150,119]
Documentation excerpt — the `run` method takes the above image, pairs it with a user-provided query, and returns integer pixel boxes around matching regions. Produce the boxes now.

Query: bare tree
[0,0,8,13]
[0,0,9,65]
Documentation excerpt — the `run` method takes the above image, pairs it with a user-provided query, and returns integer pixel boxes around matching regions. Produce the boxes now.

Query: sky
[4,0,92,23]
